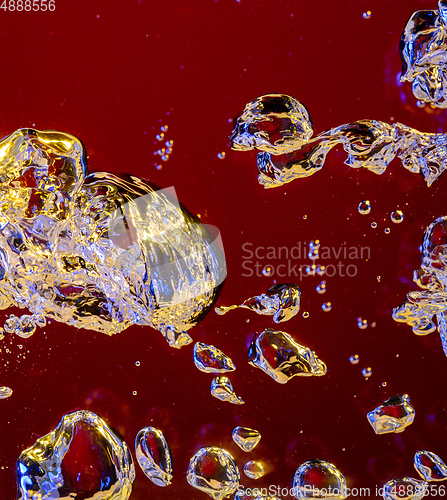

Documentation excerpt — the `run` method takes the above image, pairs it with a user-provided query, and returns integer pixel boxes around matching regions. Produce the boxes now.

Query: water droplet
[371,321,376,328]
[362,367,372,379]
[302,311,309,318]
[363,10,371,19]
[156,133,165,141]
[382,382,387,387]
[135,361,140,367]
[232,427,261,452]
[358,200,371,214]
[157,148,166,155]
[357,317,368,329]
[371,222,377,228]
[384,227,391,234]
[262,265,273,276]
[417,100,426,108]
[391,210,404,224]
[248,328,327,383]
[414,450,447,481]
[16,410,135,499]
[165,140,174,148]
[322,302,332,312]
[161,155,169,161]
[217,152,226,159]
[156,164,162,170]
[135,426,173,486]
[377,276,381,282]
[316,281,327,294]
[193,342,236,373]
[215,284,301,323]
[244,461,265,480]
[349,354,359,365]
[211,377,244,405]
[367,394,415,434]
[161,125,168,132]
[292,460,348,500]
[316,265,326,276]
[187,447,240,500]
[303,214,307,219]
[306,264,317,276]
[382,477,427,500]
[0,386,12,399]
[133,390,137,395]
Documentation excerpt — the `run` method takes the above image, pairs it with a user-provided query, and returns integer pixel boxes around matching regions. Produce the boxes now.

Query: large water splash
[230,94,447,188]
[0,129,226,348]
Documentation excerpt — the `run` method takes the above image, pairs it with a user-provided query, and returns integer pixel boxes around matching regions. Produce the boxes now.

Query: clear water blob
[322,302,332,312]
[156,133,165,141]
[0,386,12,399]
[358,200,372,215]
[248,328,327,384]
[305,264,317,276]
[135,361,140,367]
[186,446,240,500]
[216,284,301,323]
[165,139,174,148]
[385,228,391,234]
[391,210,404,223]
[262,265,273,277]
[161,125,168,132]
[316,265,326,276]
[292,459,348,500]
[349,354,359,365]
[232,426,261,452]
[135,426,173,487]
[0,128,226,349]
[231,93,447,189]
[217,152,226,159]
[367,394,415,435]
[362,367,372,379]
[211,376,244,405]
[414,450,447,481]
[16,410,135,500]
[302,311,310,318]
[308,240,320,259]
[193,342,236,373]
[381,477,428,500]
[244,461,265,480]
[371,222,378,228]
[363,10,371,19]
[357,317,368,329]
[316,281,326,294]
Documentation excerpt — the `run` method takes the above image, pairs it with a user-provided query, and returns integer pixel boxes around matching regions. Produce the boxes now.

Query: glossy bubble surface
[367,394,415,434]
[232,426,261,452]
[193,342,236,373]
[292,459,348,499]
[211,376,245,405]
[414,450,447,481]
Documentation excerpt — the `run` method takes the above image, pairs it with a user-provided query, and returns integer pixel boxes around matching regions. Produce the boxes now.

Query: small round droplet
[371,222,377,228]
[132,391,137,396]
[322,302,332,312]
[350,354,359,365]
[362,367,372,379]
[358,200,371,215]
[416,100,425,108]
[303,215,307,220]
[244,460,265,480]
[135,361,141,367]
[161,155,169,162]
[391,210,404,224]
[217,152,226,160]
[371,321,376,328]
[316,265,326,276]
[316,281,326,294]
[357,317,368,329]
[165,140,174,148]
[262,265,273,277]
[382,382,387,387]
[302,311,309,318]
[363,10,371,19]
[161,125,168,132]
[157,148,166,156]
[156,164,162,170]
[156,133,165,141]
[384,228,390,234]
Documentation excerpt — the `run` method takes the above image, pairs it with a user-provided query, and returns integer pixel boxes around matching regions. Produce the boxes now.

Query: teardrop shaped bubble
[0,129,226,349]
[16,410,135,500]
[414,450,447,481]
[391,210,404,223]
[232,426,261,452]
[248,328,327,384]
[367,394,415,435]
[358,200,372,215]
[211,376,245,405]
[244,460,265,480]
[135,426,173,487]
[193,342,236,373]
[381,477,428,500]
[215,283,301,323]
[292,459,348,499]
[186,446,240,500]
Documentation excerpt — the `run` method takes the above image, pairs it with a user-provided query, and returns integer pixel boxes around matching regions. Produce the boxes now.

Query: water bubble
[135,426,173,486]
[382,478,428,499]
[358,200,371,214]
[293,460,347,500]
[384,227,391,234]
[377,276,381,282]
[322,302,332,312]
[157,148,166,156]
[350,354,359,365]
[217,152,226,160]
[371,321,377,328]
[165,140,174,147]
[232,427,261,452]
[211,376,244,405]
[371,222,377,228]
[316,280,326,294]
[357,317,368,329]
[161,155,170,161]
[244,461,265,480]
[367,394,415,434]
[135,361,140,367]
[0,386,12,399]
[302,311,309,318]
[156,164,162,170]
[165,148,173,155]
[305,264,317,276]
[363,10,371,19]
[156,133,165,141]
[262,265,273,276]
[391,210,404,224]
[316,265,326,276]
[193,342,236,373]
[416,100,426,108]
[414,450,447,481]
[362,367,372,379]
[303,215,307,219]
[133,391,137,396]
[161,125,168,132]
[382,382,387,387]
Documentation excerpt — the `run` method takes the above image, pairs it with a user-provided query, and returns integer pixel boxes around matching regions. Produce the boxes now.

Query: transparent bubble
[135,426,173,486]
[357,317,368,329]
[303,215,307,219]
[156,164,162,170]
[384,228,391,234]
[302,311,309,318]
[363,10,371,19]
[161,125,168,132]
[135,361,140,367]
[377,276,381,282]
[358,200,371,214]
[156,133,165,141]
[350,354,359,365]
[316,281,326,294]
[244,461,265,480]
[382,382,387,387]
[165,140,174,147]
[262,265,273,277]
[362,367,372,378]
[322,302,332,312]
[157,148,166,156]
[0,386,12,399]
[232,427,261,452]
[391,210,404,224]
[416,100,425,108]
[371,222,377,228]
[133,391,137,395]
[316,265,326,276]
[161,155,170,162]
[217,152,226,160]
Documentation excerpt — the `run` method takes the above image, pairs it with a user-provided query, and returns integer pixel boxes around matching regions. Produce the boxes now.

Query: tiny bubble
[358,200,371,215]
[132,391,137,396]
[217,152,226,160]
[382,382,387,387]
[161,125,168,132]
[391,210,404,224]
[135,361,140,367]
[363,10,371,19]
[362,367,372,378]
[384,228,391,234]
[377,276,381,282]
[371,222,377,228]
[416,100,425,108]
[262,265,273,277]
[303,215,308,219]
[302,311,309,318]
[322,302,332,312]
[350,354,359,365]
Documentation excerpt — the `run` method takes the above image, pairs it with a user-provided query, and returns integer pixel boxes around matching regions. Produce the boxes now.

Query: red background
[1,0,447,498]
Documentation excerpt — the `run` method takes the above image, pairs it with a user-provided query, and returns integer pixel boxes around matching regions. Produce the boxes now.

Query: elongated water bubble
[135,426,173,487]
[367,394,415,435]
[16,410,135,500]
[0,386,12,399]
[193,342,236,373]
[211,376,244,405]
[382,477,428,500]
[230,94,447,188]
[216,284,301,323]
[244,461,265,479]
[0,129,226,348]
[232,426,261,452]
[248,328,327,384]
[414,450,447,481]
[292,459,348,500]
[186,447,240,500]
